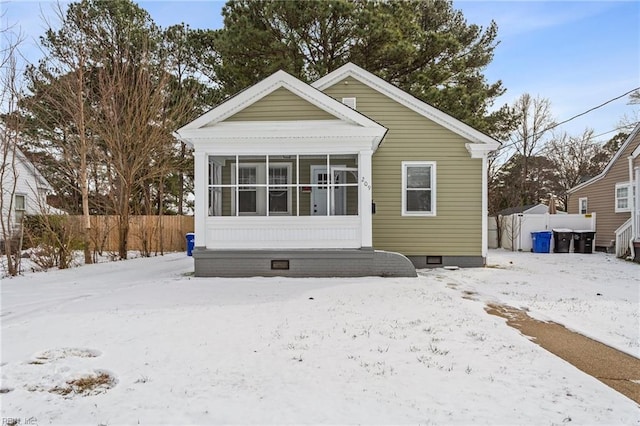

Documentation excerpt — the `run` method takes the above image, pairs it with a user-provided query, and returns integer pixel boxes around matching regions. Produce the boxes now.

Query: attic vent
[342,97,356,109]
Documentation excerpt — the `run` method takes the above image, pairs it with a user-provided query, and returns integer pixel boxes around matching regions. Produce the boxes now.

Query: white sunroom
[175,70,388,255]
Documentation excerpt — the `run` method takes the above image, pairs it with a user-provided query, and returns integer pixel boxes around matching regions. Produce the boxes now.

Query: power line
[531,122,638,158]
[552,87,639,130]
[499,86,640,152]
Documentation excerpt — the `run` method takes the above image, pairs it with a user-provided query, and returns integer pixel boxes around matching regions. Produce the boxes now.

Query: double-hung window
[268,166,289,213]
[615,182,630,213]
[578,197,588,214]
[232,163,291,215]
[402,161,436,216]
[14,194,26,223]
[238,166,258,214]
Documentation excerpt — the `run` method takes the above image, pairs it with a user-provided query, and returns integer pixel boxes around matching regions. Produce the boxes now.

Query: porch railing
[205,216,361,250]
[615,218,632,258]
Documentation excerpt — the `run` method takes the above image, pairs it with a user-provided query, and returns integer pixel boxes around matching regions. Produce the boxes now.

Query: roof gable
[312,63,500,155]
[13,148,52,191]
[568,123,640,193]
[223,87,336,122]
[177,69,382,133]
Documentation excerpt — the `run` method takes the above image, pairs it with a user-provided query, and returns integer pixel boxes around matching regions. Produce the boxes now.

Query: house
[1,147,56,238]
[567,124,640,257]
[175,63,500,277]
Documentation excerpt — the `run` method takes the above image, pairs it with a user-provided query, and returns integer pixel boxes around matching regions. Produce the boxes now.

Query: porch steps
[193,248,417,278]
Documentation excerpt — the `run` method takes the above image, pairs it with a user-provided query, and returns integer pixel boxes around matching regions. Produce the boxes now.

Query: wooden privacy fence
[68,215,194,253]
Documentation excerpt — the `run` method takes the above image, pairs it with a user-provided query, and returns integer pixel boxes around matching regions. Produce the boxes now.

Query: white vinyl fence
[499,213,596,252]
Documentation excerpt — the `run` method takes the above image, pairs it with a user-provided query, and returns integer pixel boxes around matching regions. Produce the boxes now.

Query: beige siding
[224,87,337,121]
[568,133,640,248]
[323,78,483,256]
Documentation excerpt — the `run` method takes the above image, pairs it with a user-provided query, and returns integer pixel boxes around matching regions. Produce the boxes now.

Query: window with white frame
[615,182,630,213]
[402,161,436,216]
[231,163,291,215]
[238,166,258,214]
[14,194,26,223]
[208,158,223,216]
[578,197,588,214]
[268,166,289,213]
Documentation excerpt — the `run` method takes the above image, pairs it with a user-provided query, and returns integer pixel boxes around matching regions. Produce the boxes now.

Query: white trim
[358,150,373,247]
[180,120,383,137]
[401,161,436,216]
[193,151,207,246]
[615,182,631,213]
[466,142,496,158]
[312,63,500,151]
[342,97,356,109]
[568,123,640,194]
[578,197,588,214]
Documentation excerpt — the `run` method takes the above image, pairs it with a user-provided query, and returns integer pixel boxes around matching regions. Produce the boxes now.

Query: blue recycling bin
[185,233,195,256]
[531,231,552,253]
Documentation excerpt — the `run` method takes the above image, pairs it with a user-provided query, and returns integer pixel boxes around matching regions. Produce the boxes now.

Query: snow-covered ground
[1,249,638,425]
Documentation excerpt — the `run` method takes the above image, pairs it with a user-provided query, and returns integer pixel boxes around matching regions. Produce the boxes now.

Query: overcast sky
[3,0,639,142]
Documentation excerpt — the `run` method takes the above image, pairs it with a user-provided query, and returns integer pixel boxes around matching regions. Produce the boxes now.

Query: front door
[311,166,346,215]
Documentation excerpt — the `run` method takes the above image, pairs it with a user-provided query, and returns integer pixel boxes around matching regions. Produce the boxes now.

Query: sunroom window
[238,166,258,214]
[402,161,436,216]
[207,154,358,217]
[269,166,289,213]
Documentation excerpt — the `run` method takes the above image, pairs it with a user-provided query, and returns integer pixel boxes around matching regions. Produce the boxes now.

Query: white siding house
[1,147,55,236]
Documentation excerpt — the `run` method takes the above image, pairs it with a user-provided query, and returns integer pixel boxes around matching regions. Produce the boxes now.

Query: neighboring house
[175,63,499,277]
[1,147,55,237]
[567,124,640,256]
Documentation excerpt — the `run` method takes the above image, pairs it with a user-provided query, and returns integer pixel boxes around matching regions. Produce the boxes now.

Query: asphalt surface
[486,303,640,404]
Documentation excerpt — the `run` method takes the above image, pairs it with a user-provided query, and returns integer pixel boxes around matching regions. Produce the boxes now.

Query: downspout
[629,156,635,260]
[481,153,488,262]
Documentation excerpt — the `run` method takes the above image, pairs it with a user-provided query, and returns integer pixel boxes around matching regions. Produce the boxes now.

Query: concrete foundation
[192,247,417,277]
[407,255,485,269]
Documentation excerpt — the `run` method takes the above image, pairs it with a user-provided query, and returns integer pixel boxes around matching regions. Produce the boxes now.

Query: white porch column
[359,149,373,248]
[193,150,207,247]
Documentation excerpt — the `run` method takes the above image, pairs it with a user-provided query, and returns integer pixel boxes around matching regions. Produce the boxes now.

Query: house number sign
[361,177,371,191]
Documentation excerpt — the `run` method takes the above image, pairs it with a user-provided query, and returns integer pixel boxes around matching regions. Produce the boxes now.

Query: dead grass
[49,371,116,397]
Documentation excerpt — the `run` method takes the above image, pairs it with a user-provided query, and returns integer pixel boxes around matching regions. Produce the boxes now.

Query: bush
[23,215,81,270]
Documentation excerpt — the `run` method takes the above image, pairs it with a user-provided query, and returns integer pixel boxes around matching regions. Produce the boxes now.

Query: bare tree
[90,40,194,259]
[509,93,555,206]
[0,28,26,276]
[25,3,97,264]
[545,129,604,210]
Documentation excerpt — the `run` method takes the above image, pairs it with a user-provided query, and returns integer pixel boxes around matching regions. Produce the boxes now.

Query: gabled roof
[15,147,52,192]
[568,123,640,194]
[311,63,501,156]
[633,133,640,159]
[176,69,384,135]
